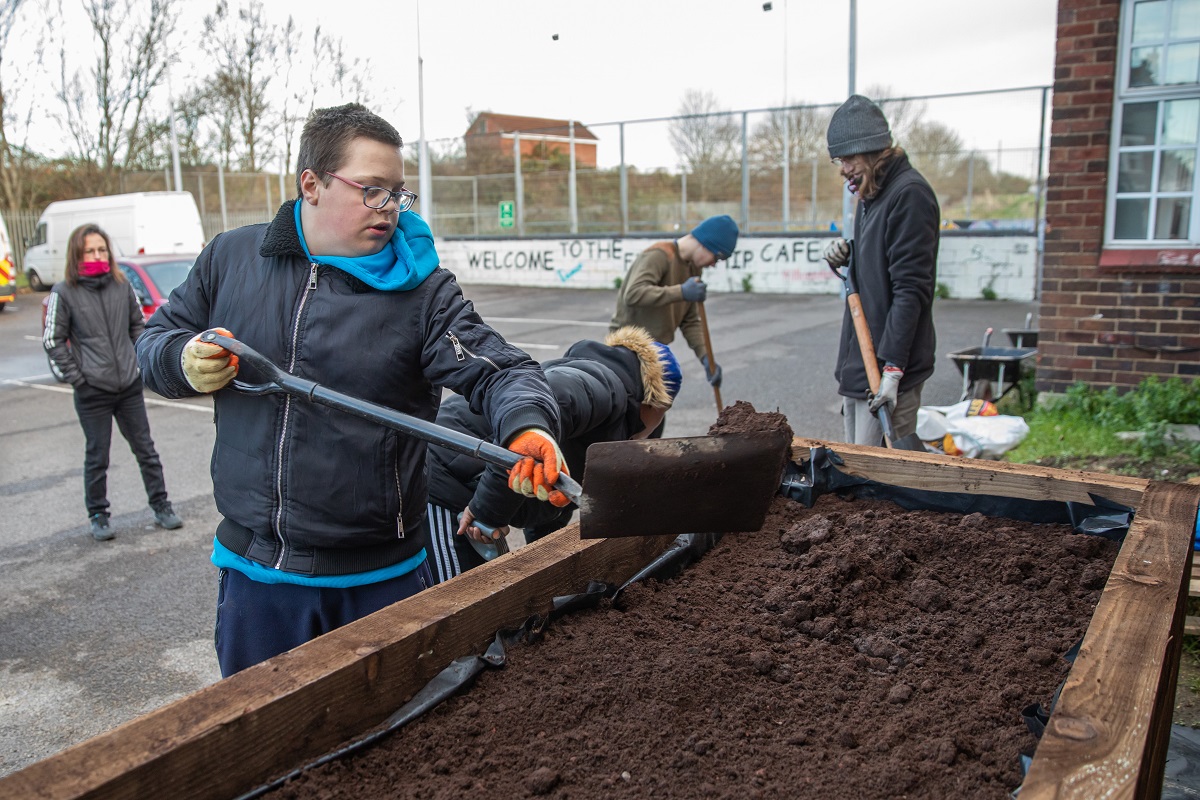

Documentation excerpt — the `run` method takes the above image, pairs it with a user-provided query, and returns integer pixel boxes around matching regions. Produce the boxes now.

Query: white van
[24,192,204,290]
[0,211,14,309]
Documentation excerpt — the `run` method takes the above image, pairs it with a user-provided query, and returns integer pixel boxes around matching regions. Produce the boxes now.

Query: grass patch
[1003,376,1200,481]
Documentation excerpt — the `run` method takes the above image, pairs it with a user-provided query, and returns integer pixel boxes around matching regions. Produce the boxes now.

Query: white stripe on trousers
[426,503,462,584]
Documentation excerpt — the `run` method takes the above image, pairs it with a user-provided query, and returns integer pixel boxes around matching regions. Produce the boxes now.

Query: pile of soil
[271,405,1119,799]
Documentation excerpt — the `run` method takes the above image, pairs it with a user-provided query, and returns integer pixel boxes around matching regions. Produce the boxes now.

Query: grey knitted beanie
[826,95,892,158]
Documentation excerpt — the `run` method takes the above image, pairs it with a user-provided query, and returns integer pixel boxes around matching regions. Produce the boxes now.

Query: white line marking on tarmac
[486,317,609,327]
[508,342,559,350]
[2,378,213,413]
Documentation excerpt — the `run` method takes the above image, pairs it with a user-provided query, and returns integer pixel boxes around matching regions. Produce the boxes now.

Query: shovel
[200,331,583,505]
[200,332,790,541]
[827,251,927,452]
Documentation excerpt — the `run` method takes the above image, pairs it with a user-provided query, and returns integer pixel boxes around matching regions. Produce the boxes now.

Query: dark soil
[271,406,1119,799]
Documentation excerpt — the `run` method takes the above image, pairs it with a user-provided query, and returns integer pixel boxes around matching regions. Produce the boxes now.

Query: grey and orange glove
[506,427,571,508]
[869,365,903,413]
[181,327,239,393]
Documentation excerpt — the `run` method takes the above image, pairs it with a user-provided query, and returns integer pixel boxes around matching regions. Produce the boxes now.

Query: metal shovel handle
[199,331,583,504]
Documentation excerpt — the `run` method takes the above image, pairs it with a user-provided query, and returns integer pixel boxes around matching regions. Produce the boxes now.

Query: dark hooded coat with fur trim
[427,326,671,539]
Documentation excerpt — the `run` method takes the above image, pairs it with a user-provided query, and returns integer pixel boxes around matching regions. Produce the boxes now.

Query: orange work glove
[506,427,571,508]
[181,327,239,393]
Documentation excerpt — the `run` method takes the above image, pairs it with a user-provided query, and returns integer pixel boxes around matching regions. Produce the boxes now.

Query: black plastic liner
[782,447,1134,540]
[244,446,1138,797]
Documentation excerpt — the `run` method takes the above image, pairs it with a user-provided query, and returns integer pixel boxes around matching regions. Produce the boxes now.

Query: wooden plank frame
[1,439,1196,800]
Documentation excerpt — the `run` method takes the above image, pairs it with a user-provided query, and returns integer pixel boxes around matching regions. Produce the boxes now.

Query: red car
[41,254,198,381]
[117,254,199,319]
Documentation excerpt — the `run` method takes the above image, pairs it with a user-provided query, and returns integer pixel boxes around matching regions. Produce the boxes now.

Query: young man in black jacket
[137,103,567,677]
[425,326,682,582]
[822,95,939,447]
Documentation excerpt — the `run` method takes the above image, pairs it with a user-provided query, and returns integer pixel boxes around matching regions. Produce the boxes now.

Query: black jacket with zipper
[44,272,144,393]
[835,153,940,399]
[136,201,559,575]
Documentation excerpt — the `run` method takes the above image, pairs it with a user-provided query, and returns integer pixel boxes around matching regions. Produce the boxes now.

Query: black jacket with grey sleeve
[43,273,145,393]
[135,201,559,575]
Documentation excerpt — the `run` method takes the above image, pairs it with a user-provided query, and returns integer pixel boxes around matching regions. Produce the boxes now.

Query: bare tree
[668,89,739,200]
[749,104,832,171]
[56,0,176,182]
[0,0,55,208]
[203,0,277,172]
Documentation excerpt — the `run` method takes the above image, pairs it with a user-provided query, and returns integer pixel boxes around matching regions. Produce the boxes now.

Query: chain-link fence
[2,86,1050,269]
[421,86,1051,238]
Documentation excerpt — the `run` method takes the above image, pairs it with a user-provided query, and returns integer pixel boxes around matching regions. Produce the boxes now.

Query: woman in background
[43,224,182,541]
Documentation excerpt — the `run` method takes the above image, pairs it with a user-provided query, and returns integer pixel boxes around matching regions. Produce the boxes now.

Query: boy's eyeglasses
[325,172,418,212]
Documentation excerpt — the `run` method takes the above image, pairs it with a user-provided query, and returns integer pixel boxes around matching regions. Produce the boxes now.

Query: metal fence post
[264,174,272,217]
[198,173,206,218]
[740,111,749,232]
[568,120,578,234]
[513,133,525,237]
[965,150,975,221]
[619,122,629,236]
[472,176,479,236]
[680,171,687,229]
[218,162,228,233]
[811,155,818,229]
[1034,86,1049,302]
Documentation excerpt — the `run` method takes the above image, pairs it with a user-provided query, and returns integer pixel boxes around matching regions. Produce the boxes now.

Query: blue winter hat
[651,341,683,402]
[690,215,739,261]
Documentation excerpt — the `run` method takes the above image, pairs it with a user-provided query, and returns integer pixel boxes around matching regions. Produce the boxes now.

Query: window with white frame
[1108,0,1200,245]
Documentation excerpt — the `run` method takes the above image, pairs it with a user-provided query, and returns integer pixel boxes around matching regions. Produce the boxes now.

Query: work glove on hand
[700,355,723,389]
[869,365,903,413]
[823,238,851,269]
[506,427,571,508]
[680,276,707,303]
[181,327,239,393]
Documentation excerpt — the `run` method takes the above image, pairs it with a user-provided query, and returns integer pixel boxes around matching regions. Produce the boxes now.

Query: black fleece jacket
[835,153,940,399]
[136,201,558,575]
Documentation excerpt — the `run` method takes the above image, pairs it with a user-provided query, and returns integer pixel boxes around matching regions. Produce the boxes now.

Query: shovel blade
[578,431,792,539]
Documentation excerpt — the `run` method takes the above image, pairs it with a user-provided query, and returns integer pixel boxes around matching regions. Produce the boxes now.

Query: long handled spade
[199,332,791,541]
[827,253,927,452]
[697,301,722,412]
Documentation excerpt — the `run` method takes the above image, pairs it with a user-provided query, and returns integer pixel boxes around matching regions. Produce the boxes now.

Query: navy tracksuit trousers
[215,551,434,678]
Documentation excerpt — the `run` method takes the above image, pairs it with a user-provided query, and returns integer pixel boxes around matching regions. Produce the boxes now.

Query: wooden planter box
[2,440,1196,800]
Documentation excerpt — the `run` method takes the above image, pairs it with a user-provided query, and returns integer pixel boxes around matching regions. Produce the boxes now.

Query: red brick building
[465,113,599,168]
[1041,0,1199,394]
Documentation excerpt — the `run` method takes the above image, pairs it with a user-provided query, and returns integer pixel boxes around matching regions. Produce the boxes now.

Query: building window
[1108,0,1200,245]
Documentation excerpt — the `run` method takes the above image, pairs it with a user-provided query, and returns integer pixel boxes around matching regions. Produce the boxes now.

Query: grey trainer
[153,503,183,530]
[89,513,113,541]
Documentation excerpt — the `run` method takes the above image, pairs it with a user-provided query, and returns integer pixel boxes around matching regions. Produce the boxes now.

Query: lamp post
[416,1,433,231]
[763,2,789,231]
[166,56,183,193]
[841,0,857,237]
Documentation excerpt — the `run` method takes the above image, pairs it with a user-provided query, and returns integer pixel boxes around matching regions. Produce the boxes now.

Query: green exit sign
[498,201,514,228]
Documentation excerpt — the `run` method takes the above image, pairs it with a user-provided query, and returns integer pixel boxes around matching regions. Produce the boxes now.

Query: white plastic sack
[916,401,1030,460]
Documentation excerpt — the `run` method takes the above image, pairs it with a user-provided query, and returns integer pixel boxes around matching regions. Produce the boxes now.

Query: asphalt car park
[0,283,1037,776]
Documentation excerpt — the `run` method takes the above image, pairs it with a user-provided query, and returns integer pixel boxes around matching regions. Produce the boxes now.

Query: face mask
[79,260,111,277]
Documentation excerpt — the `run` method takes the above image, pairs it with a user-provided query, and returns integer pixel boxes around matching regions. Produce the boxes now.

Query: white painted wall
[437,234,1038,301]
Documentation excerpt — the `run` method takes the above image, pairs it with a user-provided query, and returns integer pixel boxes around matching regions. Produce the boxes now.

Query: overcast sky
[15,0,1060,173]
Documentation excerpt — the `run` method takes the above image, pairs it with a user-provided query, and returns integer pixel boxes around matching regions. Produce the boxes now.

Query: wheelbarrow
[946,327,1037,405]
[1002,312,1039,348]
